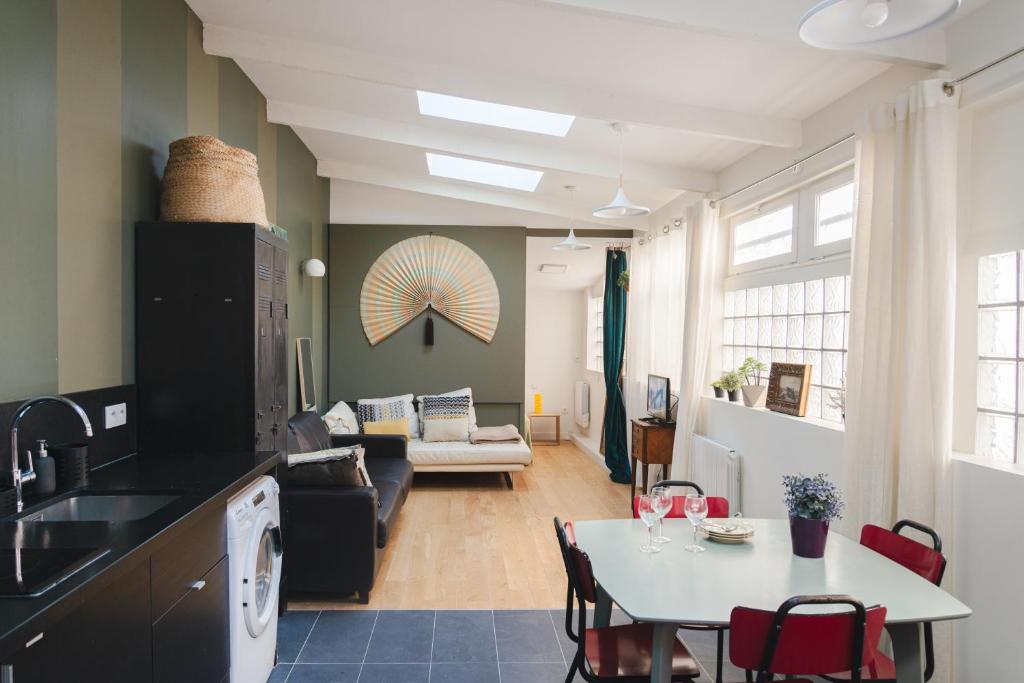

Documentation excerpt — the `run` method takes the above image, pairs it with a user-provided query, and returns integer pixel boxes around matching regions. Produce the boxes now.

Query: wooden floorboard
[289,440,631,611]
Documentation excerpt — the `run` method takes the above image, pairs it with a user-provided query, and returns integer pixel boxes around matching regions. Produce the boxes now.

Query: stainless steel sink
[20,494,180,523]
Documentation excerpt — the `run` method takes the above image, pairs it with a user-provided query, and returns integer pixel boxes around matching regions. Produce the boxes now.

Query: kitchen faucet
[7,396,93,513]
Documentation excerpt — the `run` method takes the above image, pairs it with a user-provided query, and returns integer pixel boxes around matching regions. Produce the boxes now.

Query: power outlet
[105,403,127,429]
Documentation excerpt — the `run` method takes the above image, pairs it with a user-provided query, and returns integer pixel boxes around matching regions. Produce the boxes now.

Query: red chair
[631,480,729,683]
[553,517,700,682]
[826,520,947,682]
[631,480,730,520]
[730,596,887,683]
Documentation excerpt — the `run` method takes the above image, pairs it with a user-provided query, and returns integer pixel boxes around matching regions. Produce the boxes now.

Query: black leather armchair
[284,411,413,603]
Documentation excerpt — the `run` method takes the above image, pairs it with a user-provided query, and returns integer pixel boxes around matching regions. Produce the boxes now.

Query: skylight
[416,91,575,137]
[426,153,543,192]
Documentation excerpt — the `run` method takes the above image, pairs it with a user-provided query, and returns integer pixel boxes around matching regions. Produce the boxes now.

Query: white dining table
[573,518,971,683]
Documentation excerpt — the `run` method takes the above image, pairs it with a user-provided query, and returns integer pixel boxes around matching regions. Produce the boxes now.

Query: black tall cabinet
[136,222,289,453]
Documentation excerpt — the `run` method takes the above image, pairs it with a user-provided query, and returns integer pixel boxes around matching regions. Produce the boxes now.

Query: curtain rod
[709,134,855,208]
[943,44,1024,95]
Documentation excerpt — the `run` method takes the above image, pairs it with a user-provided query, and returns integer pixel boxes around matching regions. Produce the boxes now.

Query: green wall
[0,0,328,414]
[328,226,526,427]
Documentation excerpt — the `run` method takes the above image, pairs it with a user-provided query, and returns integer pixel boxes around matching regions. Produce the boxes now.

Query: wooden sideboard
[630,418,676,500]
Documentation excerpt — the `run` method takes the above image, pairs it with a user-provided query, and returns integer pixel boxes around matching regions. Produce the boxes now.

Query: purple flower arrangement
[782,473,844,521]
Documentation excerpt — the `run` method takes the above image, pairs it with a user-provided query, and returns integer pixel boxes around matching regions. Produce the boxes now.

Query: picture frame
[766,363,812,417]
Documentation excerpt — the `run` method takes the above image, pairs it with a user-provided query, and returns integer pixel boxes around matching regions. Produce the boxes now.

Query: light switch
[105,403,127,429]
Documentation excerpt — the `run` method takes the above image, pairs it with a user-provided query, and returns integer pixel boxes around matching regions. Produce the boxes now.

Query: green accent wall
[0,1,58,399]
[328,225,526,428]
[0,0,329,410]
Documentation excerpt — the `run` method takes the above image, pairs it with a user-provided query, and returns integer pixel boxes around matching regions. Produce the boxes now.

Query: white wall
[525,288,583,440]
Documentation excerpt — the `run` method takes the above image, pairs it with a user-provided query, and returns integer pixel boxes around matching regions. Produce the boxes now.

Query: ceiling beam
[205,24,802,148]
[317,159,662,229]
[520,0,948,68]
[268,100,716,193]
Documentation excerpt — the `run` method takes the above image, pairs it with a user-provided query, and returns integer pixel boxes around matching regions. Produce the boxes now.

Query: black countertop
[0,450,281,657]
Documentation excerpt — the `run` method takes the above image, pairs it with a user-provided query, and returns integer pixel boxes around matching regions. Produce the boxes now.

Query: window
[416,91,575,137]
[722,275,850,422]
[587,294,604,373]
[425,153,543,192]
[975,251,1023,463]
[728,168,854,273]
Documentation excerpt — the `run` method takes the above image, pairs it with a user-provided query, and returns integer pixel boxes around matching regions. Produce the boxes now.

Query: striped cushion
[357,400,406,431]
[421,395,472,420]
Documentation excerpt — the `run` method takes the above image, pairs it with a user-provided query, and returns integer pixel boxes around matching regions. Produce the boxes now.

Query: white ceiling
[186,0,981,275]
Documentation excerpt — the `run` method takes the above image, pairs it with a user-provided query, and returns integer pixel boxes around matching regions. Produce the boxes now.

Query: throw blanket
[470,424,521,444]
[287,446,361,467]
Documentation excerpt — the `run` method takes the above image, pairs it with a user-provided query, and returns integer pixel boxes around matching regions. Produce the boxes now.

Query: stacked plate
[699,520,754,544]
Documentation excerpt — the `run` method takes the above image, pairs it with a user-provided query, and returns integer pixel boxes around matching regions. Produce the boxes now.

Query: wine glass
[684,493,709,553]
[651,486,673,543]
[637,495,662,554]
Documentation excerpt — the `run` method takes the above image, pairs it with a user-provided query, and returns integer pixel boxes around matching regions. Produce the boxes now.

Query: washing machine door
[242,507,283,638]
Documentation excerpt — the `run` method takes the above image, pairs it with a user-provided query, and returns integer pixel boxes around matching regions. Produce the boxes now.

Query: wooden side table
[630,419,676,500]
[527,413,561,445]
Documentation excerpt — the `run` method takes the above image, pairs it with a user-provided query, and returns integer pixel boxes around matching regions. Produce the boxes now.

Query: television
[647,374,670,421]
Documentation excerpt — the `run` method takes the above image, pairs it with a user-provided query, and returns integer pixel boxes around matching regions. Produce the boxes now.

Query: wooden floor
[290,440,630,611]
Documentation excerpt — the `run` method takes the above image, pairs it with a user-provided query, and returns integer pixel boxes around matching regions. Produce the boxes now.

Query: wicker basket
[160,136,269,227]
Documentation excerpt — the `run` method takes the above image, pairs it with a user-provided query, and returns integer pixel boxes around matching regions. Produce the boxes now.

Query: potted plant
[782,473,844,558]
[738,356,768,408]
[617,270,630,291]
[719,371,742,402]
[711,378,725,399]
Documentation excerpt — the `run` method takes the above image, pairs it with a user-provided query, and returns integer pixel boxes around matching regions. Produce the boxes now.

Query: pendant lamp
[799,0,961,49]
[593,123,649,218]
[553,186,592,251]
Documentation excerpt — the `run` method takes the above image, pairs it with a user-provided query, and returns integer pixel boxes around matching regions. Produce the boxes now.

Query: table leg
[630,457,637,502]
[888,622,924,683]
[650,622,676,683]
[642,462,649,495]
[594,583,613,628]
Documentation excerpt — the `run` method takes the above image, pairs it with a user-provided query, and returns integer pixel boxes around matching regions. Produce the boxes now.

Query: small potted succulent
[738,356,768,408]
[782,473,844,558]
[719,371,742,402]
[711,378,725,399]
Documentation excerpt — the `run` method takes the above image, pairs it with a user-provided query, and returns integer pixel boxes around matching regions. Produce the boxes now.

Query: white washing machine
[227,475,283,683]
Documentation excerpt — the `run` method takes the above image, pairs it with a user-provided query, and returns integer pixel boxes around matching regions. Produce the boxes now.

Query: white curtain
[842,79,959,682]
[671,200,720,478]
[626,225,686,422]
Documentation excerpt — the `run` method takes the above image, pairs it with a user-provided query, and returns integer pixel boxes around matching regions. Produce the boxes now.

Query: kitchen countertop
[0,450,281,657]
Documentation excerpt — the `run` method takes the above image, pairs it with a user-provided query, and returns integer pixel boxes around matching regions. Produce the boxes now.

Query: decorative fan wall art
[360,235,500,345]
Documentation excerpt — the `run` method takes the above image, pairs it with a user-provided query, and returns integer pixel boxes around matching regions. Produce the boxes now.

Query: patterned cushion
[421,394,472,420]
[357,400,406,431]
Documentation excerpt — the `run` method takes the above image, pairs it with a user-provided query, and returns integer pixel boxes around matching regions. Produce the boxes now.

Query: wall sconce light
[302,258,326,278]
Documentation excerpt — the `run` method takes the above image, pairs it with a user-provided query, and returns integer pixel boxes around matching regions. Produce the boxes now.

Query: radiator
[689,434,741,513]
[574,381,590,428]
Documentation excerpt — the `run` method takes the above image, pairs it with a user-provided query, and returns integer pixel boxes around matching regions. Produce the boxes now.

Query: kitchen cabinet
[136,222,289,454]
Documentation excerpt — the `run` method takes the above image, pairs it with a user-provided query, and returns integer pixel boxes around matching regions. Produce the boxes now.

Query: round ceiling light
[799,0,961,48]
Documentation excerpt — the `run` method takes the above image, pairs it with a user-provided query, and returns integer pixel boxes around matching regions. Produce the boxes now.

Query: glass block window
[723,275,851,422]
[586,294,604,374]
[976,251,1023,463]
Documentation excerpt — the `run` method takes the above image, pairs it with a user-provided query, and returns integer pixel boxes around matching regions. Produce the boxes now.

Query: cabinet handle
[24,634,43,649]
[1,663,13,683]
[189,580,206,591]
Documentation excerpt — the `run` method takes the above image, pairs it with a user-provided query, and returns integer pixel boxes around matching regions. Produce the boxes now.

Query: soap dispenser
[34,439,56,495]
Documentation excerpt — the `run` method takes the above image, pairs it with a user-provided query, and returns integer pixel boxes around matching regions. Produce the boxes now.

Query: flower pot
[741,384,766,408]
[727,389,740,402]
[789,516,829,558]
[713,387,725,399]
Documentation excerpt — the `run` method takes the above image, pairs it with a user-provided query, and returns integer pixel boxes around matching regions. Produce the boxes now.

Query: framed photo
[766,363,812,416]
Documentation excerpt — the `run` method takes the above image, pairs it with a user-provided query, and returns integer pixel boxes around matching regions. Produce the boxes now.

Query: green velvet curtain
[602,249,630,483]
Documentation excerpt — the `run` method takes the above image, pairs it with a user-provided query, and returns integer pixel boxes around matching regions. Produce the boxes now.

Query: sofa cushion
[287,411,332,454]
[374,479,404,548]
[366,457,414,502]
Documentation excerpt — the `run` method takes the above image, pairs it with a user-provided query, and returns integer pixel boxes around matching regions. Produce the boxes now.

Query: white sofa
[405,437,533,488]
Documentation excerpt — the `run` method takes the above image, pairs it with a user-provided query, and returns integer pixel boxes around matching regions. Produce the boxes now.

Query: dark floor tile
[494,610,563,663]
[431,610,497,663]
[285,663,361,682]
[297,610,378,663]
[499,662,570,683]
[278,610,320,663]
[359,663,430,683]
[268,664,292,683]
[428,662,500,682]
[365,610,434,663]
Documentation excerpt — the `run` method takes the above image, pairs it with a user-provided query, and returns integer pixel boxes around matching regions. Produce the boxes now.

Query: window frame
[586,293,604,375]
[727,167,855,275]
